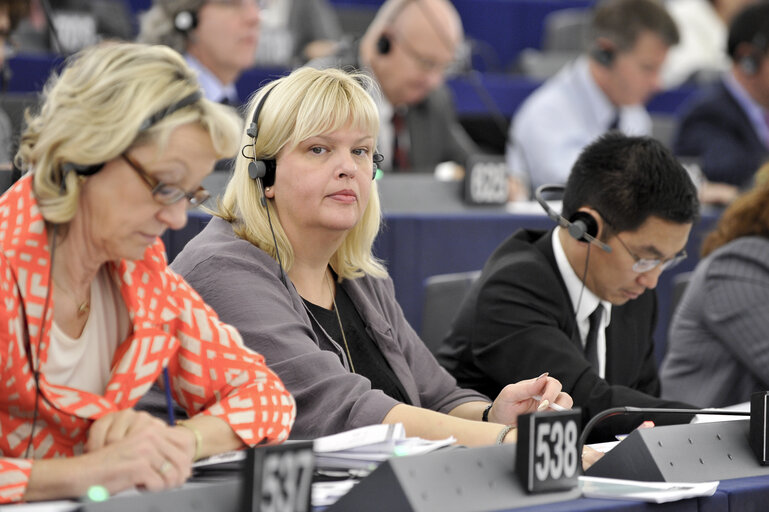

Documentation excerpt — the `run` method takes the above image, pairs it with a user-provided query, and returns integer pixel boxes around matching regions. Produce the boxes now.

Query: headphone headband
[60,90,203,183]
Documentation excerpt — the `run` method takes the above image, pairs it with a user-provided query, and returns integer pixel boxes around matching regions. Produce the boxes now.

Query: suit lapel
[532,230,581,349]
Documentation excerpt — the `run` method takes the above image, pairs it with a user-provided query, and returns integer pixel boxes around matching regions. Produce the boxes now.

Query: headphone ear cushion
[174,10,197,33]
[261,159,277,187]
[377,34,391,55]
[740,56,758,75]
[248,160,266,181]
[567,211,599,241]
[591,47,614,67]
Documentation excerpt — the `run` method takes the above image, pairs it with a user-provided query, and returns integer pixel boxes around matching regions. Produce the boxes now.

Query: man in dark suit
[674,3,769,189]
[438,133,699,441]
[312,0,478,172]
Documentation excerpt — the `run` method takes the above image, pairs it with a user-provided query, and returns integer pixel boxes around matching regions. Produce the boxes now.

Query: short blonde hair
[17,42,242,225]
[217,67,387,280]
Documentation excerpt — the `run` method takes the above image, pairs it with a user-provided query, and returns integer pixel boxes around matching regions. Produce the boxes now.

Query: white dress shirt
[551,227,612,378]
[185,54,239,104]
[507,56,651,189]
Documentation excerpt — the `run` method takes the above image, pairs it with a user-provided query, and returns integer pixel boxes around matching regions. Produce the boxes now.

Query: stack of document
[313,423,455,472]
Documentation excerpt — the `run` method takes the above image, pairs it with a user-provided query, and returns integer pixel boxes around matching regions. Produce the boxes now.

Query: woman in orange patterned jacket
[0,42,295,503]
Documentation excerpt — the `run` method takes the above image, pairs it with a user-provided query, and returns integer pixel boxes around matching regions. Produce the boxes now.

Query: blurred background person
[0,42,294,503]
[312,0,478,173]
[662,0,758,88]
[12,0,133,54]
[661,162,769,408]
[507,0,678,194]
[254,0,342,67]
[0,0,28,193]
[139,0,261,105]
[673,3,769,192]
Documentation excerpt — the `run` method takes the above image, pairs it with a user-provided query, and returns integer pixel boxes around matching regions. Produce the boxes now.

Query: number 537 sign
[515,409,581,493]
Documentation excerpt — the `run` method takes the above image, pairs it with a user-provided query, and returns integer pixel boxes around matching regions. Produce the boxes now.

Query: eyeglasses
[121,154,210,208]
[613,234,687,273]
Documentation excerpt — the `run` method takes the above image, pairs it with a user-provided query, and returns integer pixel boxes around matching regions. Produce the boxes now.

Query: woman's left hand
[487,372,573,425]
[86,409,176,453]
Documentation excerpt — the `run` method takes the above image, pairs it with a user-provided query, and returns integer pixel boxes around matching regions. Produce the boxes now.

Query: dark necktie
[391,110,411,171]
[608,110,620,131]
[584,304,604,372]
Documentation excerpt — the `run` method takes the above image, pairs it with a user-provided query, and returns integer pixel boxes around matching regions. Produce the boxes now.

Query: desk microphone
[578,406,751,469]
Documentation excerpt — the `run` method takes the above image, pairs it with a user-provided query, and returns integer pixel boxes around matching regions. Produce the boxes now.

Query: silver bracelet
[496,425,515,445]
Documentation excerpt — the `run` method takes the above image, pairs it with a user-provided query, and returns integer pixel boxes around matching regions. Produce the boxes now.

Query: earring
[265,187,271,192]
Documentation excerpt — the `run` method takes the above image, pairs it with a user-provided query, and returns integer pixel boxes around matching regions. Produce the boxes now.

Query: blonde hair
[17,41,242,225]
[217,67,387,280]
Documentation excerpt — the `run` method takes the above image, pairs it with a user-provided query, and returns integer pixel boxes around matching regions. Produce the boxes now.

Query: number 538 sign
[515,409,581,493]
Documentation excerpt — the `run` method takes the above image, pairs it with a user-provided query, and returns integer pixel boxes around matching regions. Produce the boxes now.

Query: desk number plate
[243,441,315,512]
[515,409,581,493]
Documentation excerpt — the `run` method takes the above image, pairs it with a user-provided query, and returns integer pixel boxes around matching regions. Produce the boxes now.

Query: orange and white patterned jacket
[0,175,296,503]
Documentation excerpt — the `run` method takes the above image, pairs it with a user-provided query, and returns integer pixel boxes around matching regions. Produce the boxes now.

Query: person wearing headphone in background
[0,0,29,193]
[310,0,478,173]
[673,4,769,193]
[439,133,699,442]
[138,0,261,105]
[506,0,678,197]
[168,67,600,459]
[0,42,294,503]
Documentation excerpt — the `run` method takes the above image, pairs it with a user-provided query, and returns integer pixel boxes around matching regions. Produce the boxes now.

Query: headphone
[58,91,202,191]
[377,33,392,55]
[590,45,615,68]
[535,184,612,253]
[245,84,382,201]
[174,9,198,33]
[738,33,768,76]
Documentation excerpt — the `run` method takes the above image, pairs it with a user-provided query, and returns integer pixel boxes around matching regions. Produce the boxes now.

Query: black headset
[535,184,612,253]
[245,84,382,198]
[590,45,615,68]
[58,91,202,191]
[377,33,392,55]
[739,33,768,76]
[174,9,198,33]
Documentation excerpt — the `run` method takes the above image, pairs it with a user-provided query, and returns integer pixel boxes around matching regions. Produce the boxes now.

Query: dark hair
[702,162,769,257]
[591,0,679,52]
[562,132,699,236]
[727,3,769,61]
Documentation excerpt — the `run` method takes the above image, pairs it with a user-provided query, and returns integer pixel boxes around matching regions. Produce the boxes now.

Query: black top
[304,284,411,405]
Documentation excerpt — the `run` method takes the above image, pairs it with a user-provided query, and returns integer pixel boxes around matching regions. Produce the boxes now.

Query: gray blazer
[170,217,487,438]
[661,236,769,407]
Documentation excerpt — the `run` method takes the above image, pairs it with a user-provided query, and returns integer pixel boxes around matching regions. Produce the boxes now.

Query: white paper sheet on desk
[579,476,718,503]
[313,423,406,453]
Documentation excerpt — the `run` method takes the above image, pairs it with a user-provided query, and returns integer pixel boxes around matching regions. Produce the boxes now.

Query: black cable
[261,183,288,290]
[23,224,58,458]
[38,0,63,54]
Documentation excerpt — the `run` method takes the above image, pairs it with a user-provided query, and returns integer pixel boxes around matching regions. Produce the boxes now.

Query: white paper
[579,476,718,503]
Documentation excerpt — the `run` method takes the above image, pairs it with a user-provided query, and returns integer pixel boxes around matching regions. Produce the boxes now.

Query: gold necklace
[52,276,91,316]
[326,270,356,374]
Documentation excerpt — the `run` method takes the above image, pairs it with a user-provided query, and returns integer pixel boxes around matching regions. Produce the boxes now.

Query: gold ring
[159,460,172,475]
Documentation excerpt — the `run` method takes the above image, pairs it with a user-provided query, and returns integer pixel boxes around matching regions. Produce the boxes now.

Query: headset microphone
[534,184,612,253]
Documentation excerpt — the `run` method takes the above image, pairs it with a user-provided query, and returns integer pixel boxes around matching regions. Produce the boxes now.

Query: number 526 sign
[515,409,581,493]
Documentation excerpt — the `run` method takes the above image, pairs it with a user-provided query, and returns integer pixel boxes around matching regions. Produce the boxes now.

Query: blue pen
[163,367,175,425]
